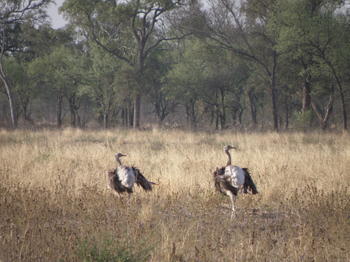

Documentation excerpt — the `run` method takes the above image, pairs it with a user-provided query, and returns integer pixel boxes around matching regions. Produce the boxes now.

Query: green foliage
[274,0,348,78]
[1,0,349,130]
[28,45,84,92]
[82,44,126,116]
[77,237,152,262]
[272,0,350,129]
[293,110,313,129]
[5,58,27,86]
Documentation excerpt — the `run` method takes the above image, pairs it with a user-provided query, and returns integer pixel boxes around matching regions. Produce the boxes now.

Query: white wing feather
[224,165,245,188]
[117,166,136,188]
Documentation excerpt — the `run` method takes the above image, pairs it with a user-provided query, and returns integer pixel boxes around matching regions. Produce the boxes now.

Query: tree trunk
[69,97,75,127]
[302,78,312,113]
[285,96,289,129]
[209,107,215,127]
[22,99,33,124]
[219,88,226,129]
[123,106,128,127]
[270,52,279,132]
[121,107,126,127]
[128,103,134,127]
[248,89,257,126]
[322,55,347,130]
[0,64,16,128]
[56,94,63,128]
[133,94,141,129]
[69,105,77,128]
[70,109,77,127]
[231,107,239,126]
[186,100,197,129]
[238,107,243,126]
[68,96,80,128]
[103,111,108,129]
[338,89,347,130]
[271,85,278,131]
[328,63,347,130]
[311,86,334,130]
[215,106,219,130]
[1,103,7,124]
[214,92,219,129]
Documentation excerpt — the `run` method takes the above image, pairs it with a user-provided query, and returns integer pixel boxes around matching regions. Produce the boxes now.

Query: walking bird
[107,153,155,196]
[213,145,258,216]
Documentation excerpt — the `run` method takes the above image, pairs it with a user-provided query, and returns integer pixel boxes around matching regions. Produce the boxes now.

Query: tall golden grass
[0,129,349,261]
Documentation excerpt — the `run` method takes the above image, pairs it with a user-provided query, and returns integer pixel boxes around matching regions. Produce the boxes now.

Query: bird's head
[115,153,127,159]
[224,145,236,152]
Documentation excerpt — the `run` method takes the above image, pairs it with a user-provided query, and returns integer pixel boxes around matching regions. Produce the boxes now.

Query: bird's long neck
[225,150,232,166]
[116,157,123,167]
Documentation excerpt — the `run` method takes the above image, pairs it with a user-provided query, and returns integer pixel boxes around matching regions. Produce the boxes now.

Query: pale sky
[47,0,67,29]
[47,0,349,29]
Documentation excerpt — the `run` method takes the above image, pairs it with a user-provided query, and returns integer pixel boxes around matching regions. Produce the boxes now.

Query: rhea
[107,153,155,196]
[213,145,258,216]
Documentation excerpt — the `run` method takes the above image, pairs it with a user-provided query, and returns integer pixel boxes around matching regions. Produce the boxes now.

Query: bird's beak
[120,154,127,157]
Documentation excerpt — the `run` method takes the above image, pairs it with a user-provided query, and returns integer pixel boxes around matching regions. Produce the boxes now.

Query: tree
[61,0,187,128]
[166,39,208,128]
[275,0,349,130]
[3,57,36,123]
[82,44,125,129]
[29,44,86,127]
[0,0,50,128]
[186,0,282,130]
[145,46,178,124]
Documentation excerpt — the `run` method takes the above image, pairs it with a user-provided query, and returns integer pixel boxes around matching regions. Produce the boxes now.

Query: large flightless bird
[213,145,258,217]
[107,153,155,196]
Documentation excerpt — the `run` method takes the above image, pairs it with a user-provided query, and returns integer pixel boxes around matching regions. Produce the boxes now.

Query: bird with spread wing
[108,153,156,196]
[213,145,258,217]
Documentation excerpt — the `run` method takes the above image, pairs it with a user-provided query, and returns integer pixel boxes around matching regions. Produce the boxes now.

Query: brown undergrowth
[0,129,349,261]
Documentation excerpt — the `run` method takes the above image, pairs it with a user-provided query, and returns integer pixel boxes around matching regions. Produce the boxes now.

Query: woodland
[0,0,350,131]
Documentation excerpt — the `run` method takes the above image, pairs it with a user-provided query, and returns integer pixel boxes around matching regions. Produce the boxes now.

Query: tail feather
[132,167,153,191]
[242,168,258,194]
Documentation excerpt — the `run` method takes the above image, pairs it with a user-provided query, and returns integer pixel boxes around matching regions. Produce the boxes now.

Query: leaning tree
[0,0,50,128]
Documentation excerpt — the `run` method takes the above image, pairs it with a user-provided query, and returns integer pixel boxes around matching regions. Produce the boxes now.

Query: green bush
[77,238,152,262]
[293,110,313,129]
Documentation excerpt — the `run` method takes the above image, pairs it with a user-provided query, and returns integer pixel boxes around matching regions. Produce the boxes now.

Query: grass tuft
[77,237,152,262]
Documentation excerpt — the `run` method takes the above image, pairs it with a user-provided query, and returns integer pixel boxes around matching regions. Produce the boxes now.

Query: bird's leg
[127,192,132,206]
[118,193,125,205]
[228,192,236,219]
[112,190,125,206]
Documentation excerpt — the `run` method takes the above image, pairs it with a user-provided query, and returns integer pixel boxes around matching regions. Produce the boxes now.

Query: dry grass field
[0,129,349,261]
